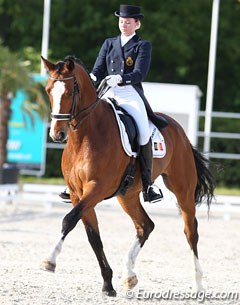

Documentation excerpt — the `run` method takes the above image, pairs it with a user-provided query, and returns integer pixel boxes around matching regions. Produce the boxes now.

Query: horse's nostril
[56,131,65,142]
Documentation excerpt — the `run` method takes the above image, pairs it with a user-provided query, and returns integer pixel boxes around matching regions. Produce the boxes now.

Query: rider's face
[118,17,140,36]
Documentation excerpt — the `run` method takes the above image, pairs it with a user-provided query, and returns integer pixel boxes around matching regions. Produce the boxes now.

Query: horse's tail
[191,145,215,208]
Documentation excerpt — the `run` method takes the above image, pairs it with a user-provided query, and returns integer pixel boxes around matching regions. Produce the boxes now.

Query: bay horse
[40,55,215,297]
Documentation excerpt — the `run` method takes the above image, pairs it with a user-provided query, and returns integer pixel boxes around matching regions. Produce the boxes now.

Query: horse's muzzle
[51,130,68,143]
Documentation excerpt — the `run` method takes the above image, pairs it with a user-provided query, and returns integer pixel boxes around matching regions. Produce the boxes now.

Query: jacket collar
[112,34,140,57]
[121,33,136,46]
[122,34,140,51]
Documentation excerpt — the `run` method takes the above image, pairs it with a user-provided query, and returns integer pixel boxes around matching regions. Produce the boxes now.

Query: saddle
[108,98,139,154]
[105,97,166,159]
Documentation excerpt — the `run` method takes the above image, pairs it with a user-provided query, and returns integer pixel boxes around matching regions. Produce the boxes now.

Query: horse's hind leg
[117,192,155,290]
[81,209,116,297]
[181,207,204,292]
[164,174,204,292]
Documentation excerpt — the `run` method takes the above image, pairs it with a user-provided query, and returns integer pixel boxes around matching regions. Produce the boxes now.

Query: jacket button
[111,69,115,72]
[120,69,123,72]
[111,60,114,63]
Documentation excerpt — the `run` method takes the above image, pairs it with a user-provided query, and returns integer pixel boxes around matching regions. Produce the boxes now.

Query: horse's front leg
[40,188,116,296]
[40,203,83,272]
[82,209,116,297]
[40,183,95,272]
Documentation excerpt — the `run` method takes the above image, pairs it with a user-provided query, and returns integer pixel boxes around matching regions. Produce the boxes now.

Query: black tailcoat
[92,34,168,129]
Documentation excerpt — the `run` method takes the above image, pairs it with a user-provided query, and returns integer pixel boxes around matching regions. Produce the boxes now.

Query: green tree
[1,0,239,112]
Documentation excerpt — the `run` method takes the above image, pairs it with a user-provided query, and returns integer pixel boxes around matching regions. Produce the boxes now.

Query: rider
[60,5,167,203]
[90,5,167,203]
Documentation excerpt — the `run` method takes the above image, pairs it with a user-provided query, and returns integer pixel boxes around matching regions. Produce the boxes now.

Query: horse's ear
[65,58,75,72]
[41,56,56,72]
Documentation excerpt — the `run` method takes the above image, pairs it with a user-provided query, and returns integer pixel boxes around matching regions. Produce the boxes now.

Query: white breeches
[103,85,151,145]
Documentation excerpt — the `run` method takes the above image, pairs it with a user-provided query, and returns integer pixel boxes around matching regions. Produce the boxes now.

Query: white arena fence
[0,182,240,220]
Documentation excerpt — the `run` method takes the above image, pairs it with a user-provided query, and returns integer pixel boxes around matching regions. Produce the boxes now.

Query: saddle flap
[118,113,139,153]
[108,98,139,154]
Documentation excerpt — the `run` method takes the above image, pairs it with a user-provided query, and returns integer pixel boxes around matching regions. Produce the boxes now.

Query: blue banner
[7,75,47,174]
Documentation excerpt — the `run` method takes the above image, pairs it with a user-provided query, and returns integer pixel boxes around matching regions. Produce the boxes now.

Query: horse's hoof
[40,260,56,272]
[123,275,138,290]
[191,283,205,293]
[102,289,117,297]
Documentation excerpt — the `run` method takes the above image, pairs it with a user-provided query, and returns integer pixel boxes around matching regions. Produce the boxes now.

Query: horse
[40,55,215,297]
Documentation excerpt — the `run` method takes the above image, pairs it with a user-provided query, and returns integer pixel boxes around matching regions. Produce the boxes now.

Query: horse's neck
[75,66,97,110]
[67,101,107,150]
[68,66,109,149]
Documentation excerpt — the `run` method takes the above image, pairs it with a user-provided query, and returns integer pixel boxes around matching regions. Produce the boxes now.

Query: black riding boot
[139,140,163,203]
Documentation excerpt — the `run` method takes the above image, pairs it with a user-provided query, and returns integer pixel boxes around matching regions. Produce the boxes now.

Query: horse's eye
[66,91,73,97]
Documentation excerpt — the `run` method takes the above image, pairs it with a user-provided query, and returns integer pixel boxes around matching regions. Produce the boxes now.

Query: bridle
[49,75,100,130]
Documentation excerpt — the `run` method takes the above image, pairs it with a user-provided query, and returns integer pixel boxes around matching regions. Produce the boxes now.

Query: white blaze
[50,81,65,138]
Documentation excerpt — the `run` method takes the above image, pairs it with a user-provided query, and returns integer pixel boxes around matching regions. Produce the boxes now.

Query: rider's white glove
[90,73,97,82]
[106,75,122,87]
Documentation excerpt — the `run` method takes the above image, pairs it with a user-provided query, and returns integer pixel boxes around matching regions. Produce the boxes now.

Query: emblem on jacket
[126,56,134,66]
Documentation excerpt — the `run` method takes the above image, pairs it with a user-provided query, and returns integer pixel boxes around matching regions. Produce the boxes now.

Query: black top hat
[115,5,144,19]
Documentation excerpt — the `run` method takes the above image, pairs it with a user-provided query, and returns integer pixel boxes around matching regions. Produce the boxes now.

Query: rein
[49,75,100,130]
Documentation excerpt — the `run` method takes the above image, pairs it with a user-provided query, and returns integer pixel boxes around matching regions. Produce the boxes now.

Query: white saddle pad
[107,99,166,158]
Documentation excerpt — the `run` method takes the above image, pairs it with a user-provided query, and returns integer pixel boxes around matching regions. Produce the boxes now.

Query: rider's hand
[105,75,122,87]
[90,73,97,82]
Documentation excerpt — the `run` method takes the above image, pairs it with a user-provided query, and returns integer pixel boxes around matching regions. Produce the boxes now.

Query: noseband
[49,75,100,130]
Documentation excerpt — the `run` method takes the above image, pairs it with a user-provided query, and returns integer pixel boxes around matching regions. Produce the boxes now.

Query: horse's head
[41,56,81,142]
